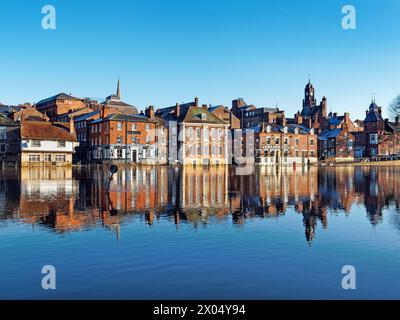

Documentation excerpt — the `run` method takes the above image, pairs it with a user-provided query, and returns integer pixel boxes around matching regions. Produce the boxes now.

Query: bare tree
[389,95,400,119]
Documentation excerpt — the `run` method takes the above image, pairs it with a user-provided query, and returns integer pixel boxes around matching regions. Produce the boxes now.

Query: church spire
[116,77,120,98]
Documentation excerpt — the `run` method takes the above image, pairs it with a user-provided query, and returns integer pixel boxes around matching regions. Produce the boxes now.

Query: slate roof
[36,93,80,105]
[90,113,155,124]
[0,114,18,126]
[103,99,139,115]
[21,121,76,141]
[318,128,342,140]
[157,100,226,125]
[182,106,226,125]
[364,102,384,122]
[248,123,312,134]
[74,110,100,122]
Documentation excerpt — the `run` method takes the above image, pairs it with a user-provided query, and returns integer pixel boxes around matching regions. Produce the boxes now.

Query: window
[296,139,299,146]
[117,149,123,158]
[117,122,122,131]
[132,123,137,130]
[0,127,6,139]
[146,134,151,144]
[146,124,150,131]
[0,143,6,153]
[219,146,223,155]
[28,154,40,162]
[197,146,201,155]
[348,140,353,148]
[284,138,289,145]
[55,155,66,162]
[117,136,122,144]
[132,136,138,144]
[203,128,209,140]
[275,138,280,145]
[197,128,201,139]
[32,140,41,147]
[310,139,314,146]
[58,141,66,148]
[266,137,271,145]
[370,133,378,144]
[44,154,51,162]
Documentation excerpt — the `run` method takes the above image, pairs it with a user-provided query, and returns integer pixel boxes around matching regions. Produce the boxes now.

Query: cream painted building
[20,120,78,166]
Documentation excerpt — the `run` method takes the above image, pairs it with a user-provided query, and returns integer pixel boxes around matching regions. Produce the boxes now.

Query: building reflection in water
[1,165,400,242]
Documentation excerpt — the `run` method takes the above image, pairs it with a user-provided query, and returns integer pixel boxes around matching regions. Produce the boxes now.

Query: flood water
[0,165,400,299]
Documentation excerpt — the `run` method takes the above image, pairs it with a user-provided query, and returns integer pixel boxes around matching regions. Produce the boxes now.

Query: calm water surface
[0,165,400,299]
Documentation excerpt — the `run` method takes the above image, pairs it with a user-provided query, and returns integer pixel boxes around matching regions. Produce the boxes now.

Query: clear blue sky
[0,0,399,119]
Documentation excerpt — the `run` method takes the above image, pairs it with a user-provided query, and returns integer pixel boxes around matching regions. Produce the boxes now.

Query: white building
[20,120,78,166]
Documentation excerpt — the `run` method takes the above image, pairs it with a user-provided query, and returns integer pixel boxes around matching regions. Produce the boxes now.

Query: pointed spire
[116,77,120,98]
[308,73,311,83]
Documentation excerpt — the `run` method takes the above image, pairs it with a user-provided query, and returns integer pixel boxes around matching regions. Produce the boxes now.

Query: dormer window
[283,126,288,134]
[201,113,207,121]
[266,125,271,133]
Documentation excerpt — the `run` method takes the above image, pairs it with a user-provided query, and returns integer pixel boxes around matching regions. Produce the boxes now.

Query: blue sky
[0,0,399,119]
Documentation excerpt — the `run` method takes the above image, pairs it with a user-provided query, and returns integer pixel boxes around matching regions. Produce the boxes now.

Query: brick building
[36,93,86,120]
[231,98,285,129]
[209,105,241,129]
[318,128,355,162]
[73,110,101,162]
[0,115,20,164]
[352,101,400,158]
[251,123,318,166]
[300,79,328,124]
[88,111,167,165]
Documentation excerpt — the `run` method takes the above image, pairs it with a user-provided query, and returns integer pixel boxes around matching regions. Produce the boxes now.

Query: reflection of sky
[0,205,400,299]
[1,166,400,299]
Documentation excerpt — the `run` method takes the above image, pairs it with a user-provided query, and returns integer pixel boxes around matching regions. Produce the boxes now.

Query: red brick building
[36,93,86,120]
[251,123,318,166]
[353,101,400,158]
[88,109,167,165]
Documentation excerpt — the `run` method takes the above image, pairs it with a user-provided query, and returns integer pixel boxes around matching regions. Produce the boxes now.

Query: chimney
[378,107,382,115]
[295,111,303,125]
[175,103,180,118]
[69,116,76,138]
[333,112,338,118]
[202,104,208,110]
[396,115,400,125]
[344,112,350,124]
[194,97,199,107]
[321,97,327,117]
[146,105,155,118]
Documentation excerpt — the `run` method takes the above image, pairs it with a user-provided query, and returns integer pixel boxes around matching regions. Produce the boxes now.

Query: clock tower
[303,79,317,109]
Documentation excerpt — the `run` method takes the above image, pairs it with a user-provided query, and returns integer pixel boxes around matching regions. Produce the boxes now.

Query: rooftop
[21,121,77,141]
